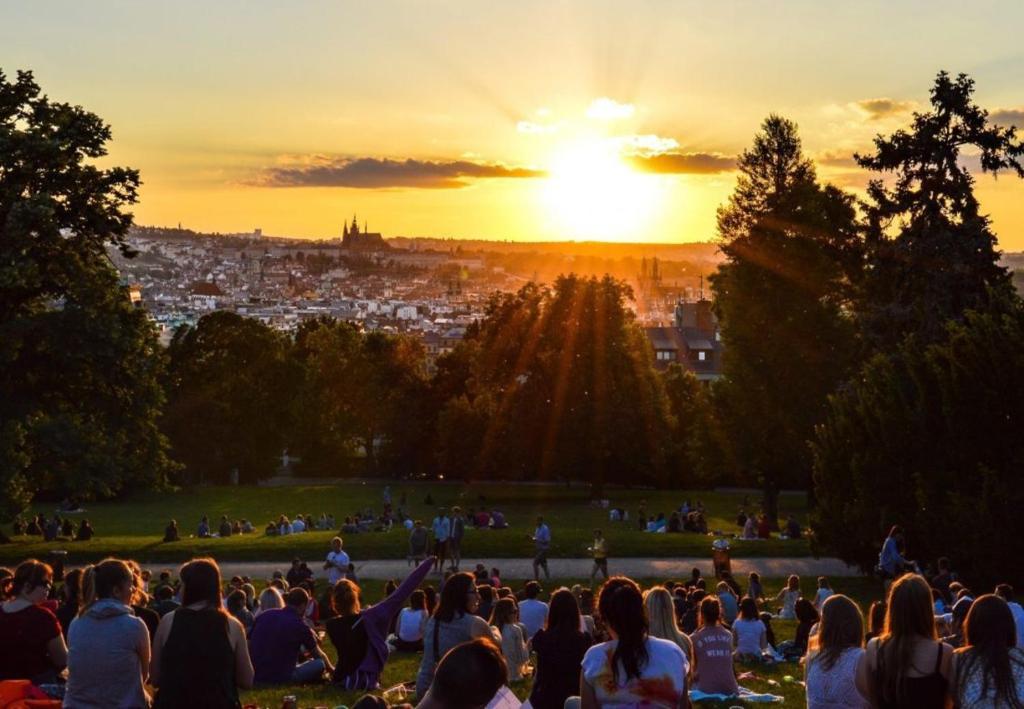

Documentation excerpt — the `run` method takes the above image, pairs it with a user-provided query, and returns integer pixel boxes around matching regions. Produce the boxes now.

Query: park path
[146,556,861,581]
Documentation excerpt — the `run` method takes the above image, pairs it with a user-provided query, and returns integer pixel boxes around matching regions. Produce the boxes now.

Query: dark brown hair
[598,577,649,684]
[11,559,52,596]
[954,594,1023,707]
[179,558,224,609]
[812,595,864,671]
[91,559,134,600]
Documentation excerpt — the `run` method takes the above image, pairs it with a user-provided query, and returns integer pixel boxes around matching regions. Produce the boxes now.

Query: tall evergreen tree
[711,116,861,521]
[855,71,1024,345]
[0,69,174,523]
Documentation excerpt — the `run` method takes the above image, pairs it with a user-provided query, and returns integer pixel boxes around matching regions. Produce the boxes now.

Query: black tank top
[153,607,240,709]
[877,641,947,709]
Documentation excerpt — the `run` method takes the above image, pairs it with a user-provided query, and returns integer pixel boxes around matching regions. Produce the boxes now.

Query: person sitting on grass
[163,519,179,543]
[778,598,820,660]
[151,583,179,617]
[218,515,232,538]
[489,509,507,529]
[575,577,688,708]
[197,516,210,538]
[255,587,283,617]
[814,576,833,610]
[416,638,510,709]
[490,597,530,681]
[62,517,75,538]
[75,519,94,541]
[785,514,803,539]
[394,589,429,652]
[0,559,67,684]
[150,558,253,708]
[691,595,739,696]
[949,594,1024,707]
[529,588,593,709]
[732,596,769,662]
[326,556,435,690]
[775,574,802,619]
[264,520,277,536]
[249,587,334,684]
[644,586,693,669]
[226,589,254,634]
[717,581,739,625]
[518,581,549,640]
[804,594,869,709]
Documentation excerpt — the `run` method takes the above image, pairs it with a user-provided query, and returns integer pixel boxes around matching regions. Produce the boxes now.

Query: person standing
[449,507,465,572]
[408,520,429,564]
[530,516,551,581]
[589,529,608,581]
[431,508,451,574]
[324,537,349,586]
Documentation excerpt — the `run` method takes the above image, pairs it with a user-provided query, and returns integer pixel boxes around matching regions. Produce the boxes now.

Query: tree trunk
[762,480,780,528]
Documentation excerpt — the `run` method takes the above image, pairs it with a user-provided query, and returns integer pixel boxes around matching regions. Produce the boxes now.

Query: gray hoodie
[64,599,150,708]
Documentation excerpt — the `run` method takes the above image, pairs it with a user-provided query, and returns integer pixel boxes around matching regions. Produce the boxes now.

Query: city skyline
[4,1,1024,246]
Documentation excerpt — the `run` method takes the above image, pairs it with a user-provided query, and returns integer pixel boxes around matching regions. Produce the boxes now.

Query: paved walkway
[148,556,862,581]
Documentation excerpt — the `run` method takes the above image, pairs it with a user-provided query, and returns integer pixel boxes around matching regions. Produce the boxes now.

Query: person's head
[11,559,53,603]
[284,587,309,614]
[749,571,760,585]
[523,581,541,600]
[62,568,84,606]
[888,524,903,540]
[739,596,759,621]
[258,587,283,612]
[817,576,830,590]
[644,587,685,645]
[331,579,361,616]
[436,572,479,620]
[994,584,1015,603]
[795,598,819,625]
[331,537,343,552]
[812,594,864,670]
[877,574,938,702]
[179,558,223,609]
[490,567,500,578]
[699,595,721,627]
[867,600,887,636]
[409,589,426,611]
[546,587,582,634]
[579,587,595,614]
[598,577,649,683]
[594,528,603,539]
[691,567,701,581]
[477,585,493,605]
[291,558,301,568]
[489,597,518,628]
[786,575,800,592]
[226,589,247,615]
[535,515,543,527]
[90,559,134,604]
[155,584,175,602]
[956,594,1020,706]
[422,638,507,709]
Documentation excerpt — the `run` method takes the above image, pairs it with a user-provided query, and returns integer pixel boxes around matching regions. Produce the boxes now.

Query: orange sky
[3,1,1024,248]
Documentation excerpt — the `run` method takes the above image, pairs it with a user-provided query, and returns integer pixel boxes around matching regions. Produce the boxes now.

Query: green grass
[235,576,885,709]
[2,483,810,565]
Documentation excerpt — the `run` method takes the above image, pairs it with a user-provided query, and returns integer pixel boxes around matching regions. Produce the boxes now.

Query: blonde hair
[256,586,284,615]
[643,587,692,661]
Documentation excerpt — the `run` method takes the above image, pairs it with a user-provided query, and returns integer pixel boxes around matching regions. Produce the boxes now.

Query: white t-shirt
[518,599,548,639]
[582,636,688,708]
[325,549,350,585]
[732,617,766,656]
[397,607,427,642]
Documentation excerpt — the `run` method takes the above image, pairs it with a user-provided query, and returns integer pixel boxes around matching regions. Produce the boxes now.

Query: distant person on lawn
[518,581,549,640]
[197,516,210,538]
[590,529,609,581]
[449,506,465,572]
[218,515,232,538]
[75,519,94,541]
[431,508,451,574]
[530,516,551,581]
[324,537,350,585]
[249,587,335,684]
[163,519,179,543]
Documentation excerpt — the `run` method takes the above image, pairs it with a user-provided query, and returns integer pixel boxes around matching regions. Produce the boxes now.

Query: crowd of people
[1,529,1023,708]
[9,514,94,543]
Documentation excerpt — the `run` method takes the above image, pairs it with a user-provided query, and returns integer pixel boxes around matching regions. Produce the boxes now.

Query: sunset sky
[4,1,1024,247]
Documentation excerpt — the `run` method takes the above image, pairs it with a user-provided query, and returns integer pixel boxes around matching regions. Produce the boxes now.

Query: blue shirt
[248,608,318,684]
[879,536,906,575]
[534,524,551,551]
[432,516,451,541]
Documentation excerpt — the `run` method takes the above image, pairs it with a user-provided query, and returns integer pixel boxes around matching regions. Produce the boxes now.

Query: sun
[541,137,666,241]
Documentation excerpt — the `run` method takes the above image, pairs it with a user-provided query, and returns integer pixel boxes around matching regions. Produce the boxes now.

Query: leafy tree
[711,116,861,521]
[163,312,295,483]
[468,275,671,494]
[811,296,1024,589]
[0,69,173,525]
[662,365,731,486]
[856,71,1023,346]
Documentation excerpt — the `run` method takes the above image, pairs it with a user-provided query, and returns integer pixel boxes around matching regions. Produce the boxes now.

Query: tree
[855,71,1023,346]
[466,275,672,493]
[0,69,174,524]
[711,116,861,521]
[811,296,1024,589]
[163,312,295,483]
[662,365,730,487]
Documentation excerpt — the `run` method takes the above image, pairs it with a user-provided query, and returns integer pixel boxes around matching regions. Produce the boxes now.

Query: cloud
[614,134,680,157]
[852,98,916,120]
[991,108,1024,128]
[249,156,545,189]
[815,149,860,168]
[586,97,635,121]
[627,152,735,174]
[517,120,562,135]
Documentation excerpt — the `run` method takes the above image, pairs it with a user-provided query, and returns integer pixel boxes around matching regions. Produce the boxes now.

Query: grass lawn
[1,483,811,565]
[236,575,885,709]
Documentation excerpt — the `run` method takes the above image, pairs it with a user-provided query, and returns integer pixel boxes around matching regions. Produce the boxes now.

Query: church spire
[351,214,359,234]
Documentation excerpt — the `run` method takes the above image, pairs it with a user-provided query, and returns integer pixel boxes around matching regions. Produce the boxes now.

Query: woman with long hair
[733,596,768,662]
[862,573,952,708]
[644,586,693,669]
[56,567,85,638]
[64,559,150,708]
[950,594,1024,707]
[775,575,802,620]
[490,597,529,681]
[416,571,499,698]
[326,556,433,690]
[690,595,739,696]
[151,558,254,708]
[804,594,868,709]
[0,559,67,684]
[530,588,592,709]
[580,577,688,708]
[865,601,886,643]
